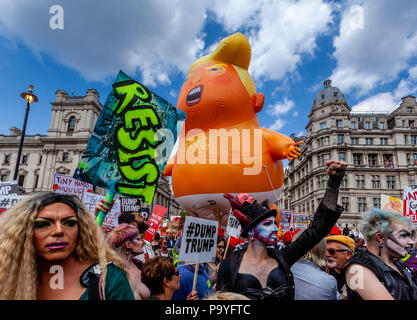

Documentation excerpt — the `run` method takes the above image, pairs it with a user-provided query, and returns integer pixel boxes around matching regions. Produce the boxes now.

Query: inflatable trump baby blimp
[163,32,302,227]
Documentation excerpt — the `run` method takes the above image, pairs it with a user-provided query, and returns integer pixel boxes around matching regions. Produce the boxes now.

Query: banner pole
[192,264,199,292]
[96,190,115,226]
[223,236,231,259]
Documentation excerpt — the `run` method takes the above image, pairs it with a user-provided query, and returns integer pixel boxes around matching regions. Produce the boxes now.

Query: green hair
[360,207,411,242]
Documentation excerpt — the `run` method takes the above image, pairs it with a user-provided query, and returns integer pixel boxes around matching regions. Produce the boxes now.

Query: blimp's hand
[285,141,303,160]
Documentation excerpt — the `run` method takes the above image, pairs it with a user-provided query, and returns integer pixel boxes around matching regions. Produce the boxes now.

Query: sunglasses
[217,246,225,250]
[327,248,349,255]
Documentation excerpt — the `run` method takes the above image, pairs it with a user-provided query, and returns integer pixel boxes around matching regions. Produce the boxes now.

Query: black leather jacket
[343,250,417,300]
[217,202,343,300]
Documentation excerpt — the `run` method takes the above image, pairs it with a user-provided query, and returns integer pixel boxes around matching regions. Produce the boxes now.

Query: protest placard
[225,210,242,239]
[82,191,121,228]
[381,194,403,214]
[403,186,417,228]
[167,220,181,234]
[53,173,93,201]
[0,194,26,216]
[279,209,292,231]
[177,216,218,266]
[120,197,141,213]
[144,205,167,242]
[0,181,20,196]
[292,212,309,230]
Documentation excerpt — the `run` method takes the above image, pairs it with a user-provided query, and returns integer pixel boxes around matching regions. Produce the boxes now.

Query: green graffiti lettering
[123,106,161,131]
[117,126,161,151]
[113,81,151,115]
[117,148,156,163]
[117,183,156,204]
[119,161,159,185]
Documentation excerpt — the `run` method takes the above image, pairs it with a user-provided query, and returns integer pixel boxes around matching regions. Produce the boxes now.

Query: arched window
[67,116,76,132]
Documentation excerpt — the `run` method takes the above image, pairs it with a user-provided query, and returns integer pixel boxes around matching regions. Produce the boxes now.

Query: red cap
[329,225,342,235]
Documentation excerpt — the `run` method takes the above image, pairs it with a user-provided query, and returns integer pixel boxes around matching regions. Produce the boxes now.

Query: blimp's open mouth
[186,85,203,106]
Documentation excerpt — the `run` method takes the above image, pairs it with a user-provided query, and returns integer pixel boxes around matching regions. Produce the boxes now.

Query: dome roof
[313,79,346,105]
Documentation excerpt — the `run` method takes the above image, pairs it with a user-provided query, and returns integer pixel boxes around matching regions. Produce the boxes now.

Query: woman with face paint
[0,192,134,300]
[344,208,417,300]
[217,160,346,300]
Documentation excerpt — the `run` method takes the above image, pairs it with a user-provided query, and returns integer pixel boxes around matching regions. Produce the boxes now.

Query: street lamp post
[13,85,38,181]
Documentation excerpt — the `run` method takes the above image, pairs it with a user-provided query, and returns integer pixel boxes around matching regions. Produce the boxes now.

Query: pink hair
[106,224,138,249]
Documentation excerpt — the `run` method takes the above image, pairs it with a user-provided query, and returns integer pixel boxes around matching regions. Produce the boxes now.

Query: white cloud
[293,111,299,117]
[210,0,333,82]
[0,0,209,85]
[268,118,286,131]
[331,0,417,96]
[266,98,295,115]
[169,89,177,98]
[297,130,305,137]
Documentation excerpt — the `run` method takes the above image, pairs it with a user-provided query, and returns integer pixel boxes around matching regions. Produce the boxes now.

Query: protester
[217,160,346,300]
[344,208,417,300]
[324,235,354,299]
[152,232,161,251]
[0,192,134,300]
[172,264,214,300]
[204,236,226,286]
[106,224,150,300]
[155,238,172,258]
[165,228,177,250]
[354,237,366,253]
[141,256,198,300]
[290,231,340,300]
[343,224,351,236]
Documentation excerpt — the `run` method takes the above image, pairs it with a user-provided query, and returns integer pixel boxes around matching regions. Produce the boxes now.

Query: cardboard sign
[120,197,141,213]
[279,209,292,231]
[381,194,403,214]
[0,195,26,216]
[225,210,242,238]
[82,191,121,228]
[53,173,93,201]
[177,216,218,266]
[0,181,20,196]
[293,212,309,230]
[167,220,181,234]
[404,186,417,227]
[144,205,167,242]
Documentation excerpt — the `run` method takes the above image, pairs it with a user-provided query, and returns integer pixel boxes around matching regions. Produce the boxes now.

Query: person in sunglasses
[141,256,198,300]
[324,235,355,299]
[344,208,417,300]
[155,238,172,259]
[204,236,226,286]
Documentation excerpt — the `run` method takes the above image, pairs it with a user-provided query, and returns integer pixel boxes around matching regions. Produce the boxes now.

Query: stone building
[278,79,417,228]
[0,89,181,217]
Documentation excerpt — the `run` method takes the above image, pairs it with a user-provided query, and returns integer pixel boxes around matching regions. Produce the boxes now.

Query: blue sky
[0,0,416,141]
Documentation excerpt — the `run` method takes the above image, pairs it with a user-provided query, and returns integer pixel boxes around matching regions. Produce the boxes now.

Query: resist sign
[177,216,218,266]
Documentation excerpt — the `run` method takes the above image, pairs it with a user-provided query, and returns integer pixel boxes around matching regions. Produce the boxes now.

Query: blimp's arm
[262,128,303,161]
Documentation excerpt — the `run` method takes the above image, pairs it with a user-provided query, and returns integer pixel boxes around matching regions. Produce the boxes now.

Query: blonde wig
[0,192,123,300]
[291,229,327,267]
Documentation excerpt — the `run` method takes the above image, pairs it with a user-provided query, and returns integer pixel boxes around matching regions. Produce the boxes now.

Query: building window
[379,122,385,129]
[371,175,381,189]
[342,197,349,211]
[337,134,344,144]
[336,120,343,127]
[34,174,39,189]
[353,154,362,165]
[365,122,371,129]
[341,175,348,188]
[368,154,377,166]
[365,138,373,145]
[408,107,414,114]
[351,137,359,145]
[4,154,10,164]
[317,175,327,188]
[405,135,408,144]
[338,152,345,162]
[410,120,415,128]
[38,155,43,165]
[356,175,365,188]
[22,155,28,164]
[412,136,417,145]
[380,138,388,145]
[383,154,393,167]
[319,153,330,166]
[351,122,357,129]
[386,176,396,189]
[320,122,327,130]
[373,198,381,209]
[67,116,76,133]
[414,153,417,164]
[410,175,415,185]
[63,152,69,162]
[357,197,367,212]
[18,175,25,187]
[1,174,7,182]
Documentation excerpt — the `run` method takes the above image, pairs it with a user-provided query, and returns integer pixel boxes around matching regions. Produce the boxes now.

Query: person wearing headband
[344,208,417,300]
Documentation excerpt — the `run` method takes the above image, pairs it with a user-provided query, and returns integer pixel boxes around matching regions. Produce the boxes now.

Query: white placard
[177,216,218,266]
[225,210,241,238]
[280,209,292,231]
[82,191,121,228]
[53,173,93,201]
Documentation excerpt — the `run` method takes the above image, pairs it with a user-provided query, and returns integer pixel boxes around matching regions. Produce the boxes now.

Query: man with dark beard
[217,160,346,300]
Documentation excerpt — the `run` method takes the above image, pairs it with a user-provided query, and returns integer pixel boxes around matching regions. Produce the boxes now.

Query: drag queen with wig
[217,160,346,300]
